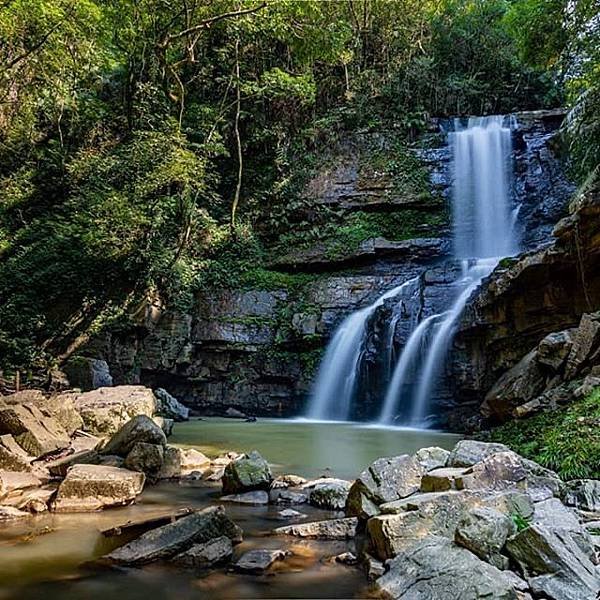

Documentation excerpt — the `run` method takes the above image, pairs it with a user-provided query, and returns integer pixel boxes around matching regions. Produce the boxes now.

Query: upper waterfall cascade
[305,115,519,426]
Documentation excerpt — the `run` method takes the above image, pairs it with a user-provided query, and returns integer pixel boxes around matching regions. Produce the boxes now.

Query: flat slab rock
[51,464,145,512]
[234,549,288,573]
[105,506,242,565]
[274,517,358,539]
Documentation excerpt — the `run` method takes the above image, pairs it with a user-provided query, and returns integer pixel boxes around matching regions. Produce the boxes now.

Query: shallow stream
[0,419,460,599]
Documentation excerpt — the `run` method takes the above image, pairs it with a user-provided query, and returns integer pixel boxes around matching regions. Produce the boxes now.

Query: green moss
[359,140,434,202]
[489,387,600,480]
[324,209,447,260]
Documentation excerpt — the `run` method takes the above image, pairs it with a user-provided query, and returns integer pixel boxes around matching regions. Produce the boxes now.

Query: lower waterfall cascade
[305,115,520,426]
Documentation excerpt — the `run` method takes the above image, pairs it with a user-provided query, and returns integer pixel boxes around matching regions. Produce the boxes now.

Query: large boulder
[537,330,574,371]
[124,442,164,480]
[51,464,144,512]
[63,357,113,391]
[367,491,483,560]
[0,403,70,456]
[415,446,450,471]
[308,479,351,510]
[158,446,211,479]
[375,536,520,599]
[346,455,424,519]
[101,415,166,457]
[73,386,157,435]
[105,506,242,565]
[0,445,32,472]
[563,312,600,379]
[222,450,272,493]
[455,451,562,499]
[482,350,546,421]
[455,507,516,569]
[0,470,42,500]
[153,388,189,422]
[448,440,510,468]
[506,524,600,600]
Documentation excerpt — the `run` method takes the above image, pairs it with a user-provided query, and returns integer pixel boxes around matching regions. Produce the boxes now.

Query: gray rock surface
[455,507,516,569]
[308,479,351,510]
[106,506,242,565]
[52,464,144,512]
[101,415,166,457]
[506,524,600,600]
[124,442,164,480]
[172,536,233,568]
[154,388,189,422]
[234,549,288,573]
[375,536,519,599]
[448,441,510,468]
[346,455,424,518]
[74,386,157,435]
[274,517,358,539]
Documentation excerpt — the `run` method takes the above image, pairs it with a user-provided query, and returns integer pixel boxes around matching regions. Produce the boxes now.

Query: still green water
[171,418,462,479]
[0,418,461,599]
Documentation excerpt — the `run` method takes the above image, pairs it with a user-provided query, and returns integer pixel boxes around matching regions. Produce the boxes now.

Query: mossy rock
[222,450,272,493]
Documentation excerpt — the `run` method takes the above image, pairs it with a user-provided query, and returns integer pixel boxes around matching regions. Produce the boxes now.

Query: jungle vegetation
[0,0,598,373]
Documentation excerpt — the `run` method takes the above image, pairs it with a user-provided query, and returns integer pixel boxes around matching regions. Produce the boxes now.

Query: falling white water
[452,116,516,259]
[379,115,518,426]
[307,277,419,421]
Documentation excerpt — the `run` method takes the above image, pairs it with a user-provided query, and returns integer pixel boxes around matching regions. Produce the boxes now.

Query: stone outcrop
[0,402,70,456]
[63,357,113,390]
[51,464,145,512]
[452,177,600,427]
[346,455,424,519]
[105,506,242,565]
[375,536,519,599]
[74,386,157,435]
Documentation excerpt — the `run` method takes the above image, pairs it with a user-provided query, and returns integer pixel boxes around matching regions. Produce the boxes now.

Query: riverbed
[0,419,460,599]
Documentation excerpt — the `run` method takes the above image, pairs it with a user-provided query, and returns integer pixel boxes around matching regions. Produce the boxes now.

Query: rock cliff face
[86,111,573,420]
[450,176,600,428]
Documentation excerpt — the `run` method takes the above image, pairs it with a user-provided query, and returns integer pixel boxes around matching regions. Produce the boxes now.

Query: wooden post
[15,370,20,393]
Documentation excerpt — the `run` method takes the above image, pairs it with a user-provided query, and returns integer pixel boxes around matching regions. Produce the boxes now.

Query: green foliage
[490,386,600,480]
[0,0,596,374]
[510,510,531,532]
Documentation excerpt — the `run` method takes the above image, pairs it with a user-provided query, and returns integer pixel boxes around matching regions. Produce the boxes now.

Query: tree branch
[158,2,266,48]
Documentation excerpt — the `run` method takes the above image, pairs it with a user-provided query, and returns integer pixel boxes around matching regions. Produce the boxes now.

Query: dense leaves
[0,0,598,373]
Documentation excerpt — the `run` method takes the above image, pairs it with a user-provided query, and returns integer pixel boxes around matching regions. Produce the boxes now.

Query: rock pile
[0,385,219,515]
[484,312,600,421]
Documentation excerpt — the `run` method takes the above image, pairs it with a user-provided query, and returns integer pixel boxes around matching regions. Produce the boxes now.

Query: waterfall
[306,277,419,421]
[379,115,518,425]
[305,115,518,426]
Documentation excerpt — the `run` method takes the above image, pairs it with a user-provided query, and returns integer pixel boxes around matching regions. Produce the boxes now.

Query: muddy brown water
[0,418,460,599]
